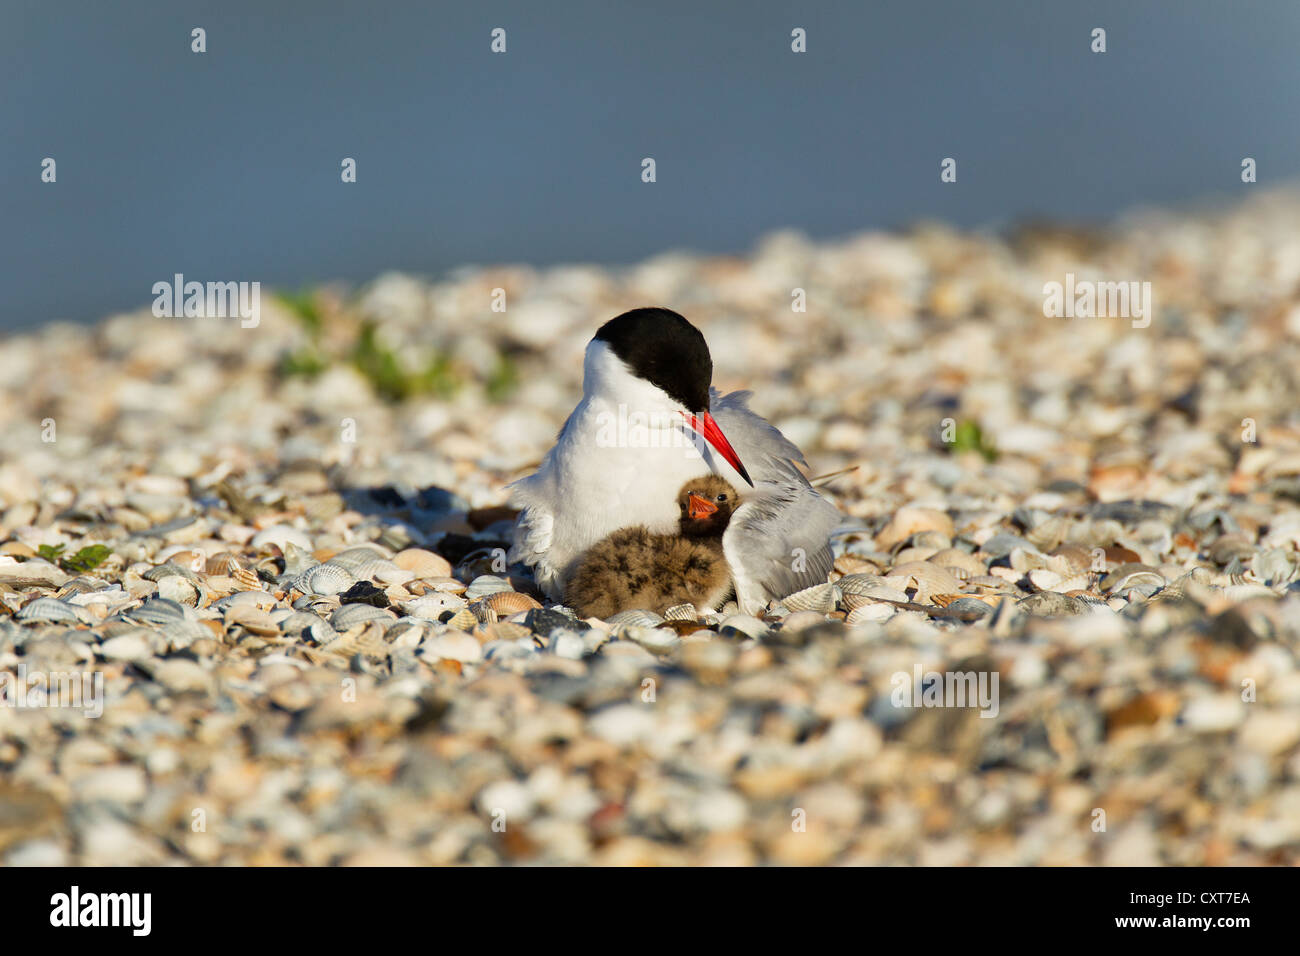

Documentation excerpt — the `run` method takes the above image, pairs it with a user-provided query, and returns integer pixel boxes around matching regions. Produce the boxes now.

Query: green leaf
[61,544,112,573]
[950,420,999,463]
[37,543,66,563]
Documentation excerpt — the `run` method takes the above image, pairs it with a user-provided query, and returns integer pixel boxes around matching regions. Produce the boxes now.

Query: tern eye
[716,494,728,502]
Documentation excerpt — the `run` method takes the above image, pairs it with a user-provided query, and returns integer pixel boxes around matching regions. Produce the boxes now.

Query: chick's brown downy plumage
[565,475,738,619]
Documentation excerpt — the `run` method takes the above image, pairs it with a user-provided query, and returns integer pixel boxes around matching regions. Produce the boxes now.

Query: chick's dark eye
[716,494,727,502]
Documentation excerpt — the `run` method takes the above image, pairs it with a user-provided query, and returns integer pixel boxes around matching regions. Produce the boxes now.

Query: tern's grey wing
[722,480,842,614]
[709,389,811,486]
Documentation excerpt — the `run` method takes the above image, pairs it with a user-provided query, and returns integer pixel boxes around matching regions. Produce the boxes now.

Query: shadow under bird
[509,307,842,614]
[565,474,739,619]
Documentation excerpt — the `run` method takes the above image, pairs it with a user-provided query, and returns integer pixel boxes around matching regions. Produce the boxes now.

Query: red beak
[684,411,753,486]
[687,493,718,520]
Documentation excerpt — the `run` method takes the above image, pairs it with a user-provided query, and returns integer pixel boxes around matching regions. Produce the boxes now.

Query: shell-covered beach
[2,191,1300,865]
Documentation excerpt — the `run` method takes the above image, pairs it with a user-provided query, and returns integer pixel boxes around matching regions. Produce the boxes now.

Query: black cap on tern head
[594,307,712,413]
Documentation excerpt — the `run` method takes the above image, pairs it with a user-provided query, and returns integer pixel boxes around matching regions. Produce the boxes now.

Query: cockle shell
[780,582,838,613]
[300,563,355,596]
[330,603,396,630]
[16,596,83,624]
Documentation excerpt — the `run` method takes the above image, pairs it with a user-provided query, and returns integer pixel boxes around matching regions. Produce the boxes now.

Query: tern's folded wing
[722,480,842,614]
[709,389,811,486]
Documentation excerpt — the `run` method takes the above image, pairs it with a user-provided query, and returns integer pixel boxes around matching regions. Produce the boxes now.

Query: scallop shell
[479,591,541,618]
[780,582,838,613]
[16,596,83,624]
[330,603,396,630]
[320,545,384,567]
[443,608,478,632]
[841,583,910,610]
[338,557,401,582]
[300,563,356,596]
[605,609,665,627]
[143,562,201,585]
[833,573,886,595]
[127,597,190,626]
[663,603,699,621]
[206,552,244,575]
[464,575,513,600]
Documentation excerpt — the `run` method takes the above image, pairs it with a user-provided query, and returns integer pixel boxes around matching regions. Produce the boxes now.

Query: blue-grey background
[4,0,1297,331]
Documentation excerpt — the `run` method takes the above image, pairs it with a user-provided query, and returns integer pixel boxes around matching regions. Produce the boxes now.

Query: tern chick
[565,475,739,619]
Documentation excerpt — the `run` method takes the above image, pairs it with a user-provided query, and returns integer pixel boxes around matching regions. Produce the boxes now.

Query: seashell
[373,566,416,586]
[464,575,513,600]
[443,608,478,632]
[885,561,963,597]
[481,591,542,617]
[876,507,955,550]
[910,530,952,551]
[1027,568,1063,591]
[1253,548,1298,587]
[1050,544,1095,572]
[224,605,281,636]
[615,624,679,655]
[1024,515,1070,552]
[337,557,400,582]
[841,583,910,610]
[322,546,390,570]
[780,582,838,613]
[846,603,893,626]
[16,596,83,624]
[1055,573,1094,593]
[330,603,396,630]
[942,597,997,618]
[397,593,468,620]
[605,609,664,627]
[205,552,244,575]
[894,546,939,565]
[476,621,532,643]
[279,611,337,644]
[1008,547,1071,576]
[663,603,699,621]
[833,553,885,576]
[231,567,262,591]
[142,562,201,585]
[126,597,189,627]
[300,563,355,596]
[156,575,200,607]
[393,548,453,578]
[1101,563,1165,594]
[834,573,886,595]
[280,541,319,576]
[926,548,986,577]
[717,614,768,640]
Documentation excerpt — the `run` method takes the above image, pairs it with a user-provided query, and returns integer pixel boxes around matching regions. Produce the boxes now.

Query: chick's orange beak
[687,493,718,520]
